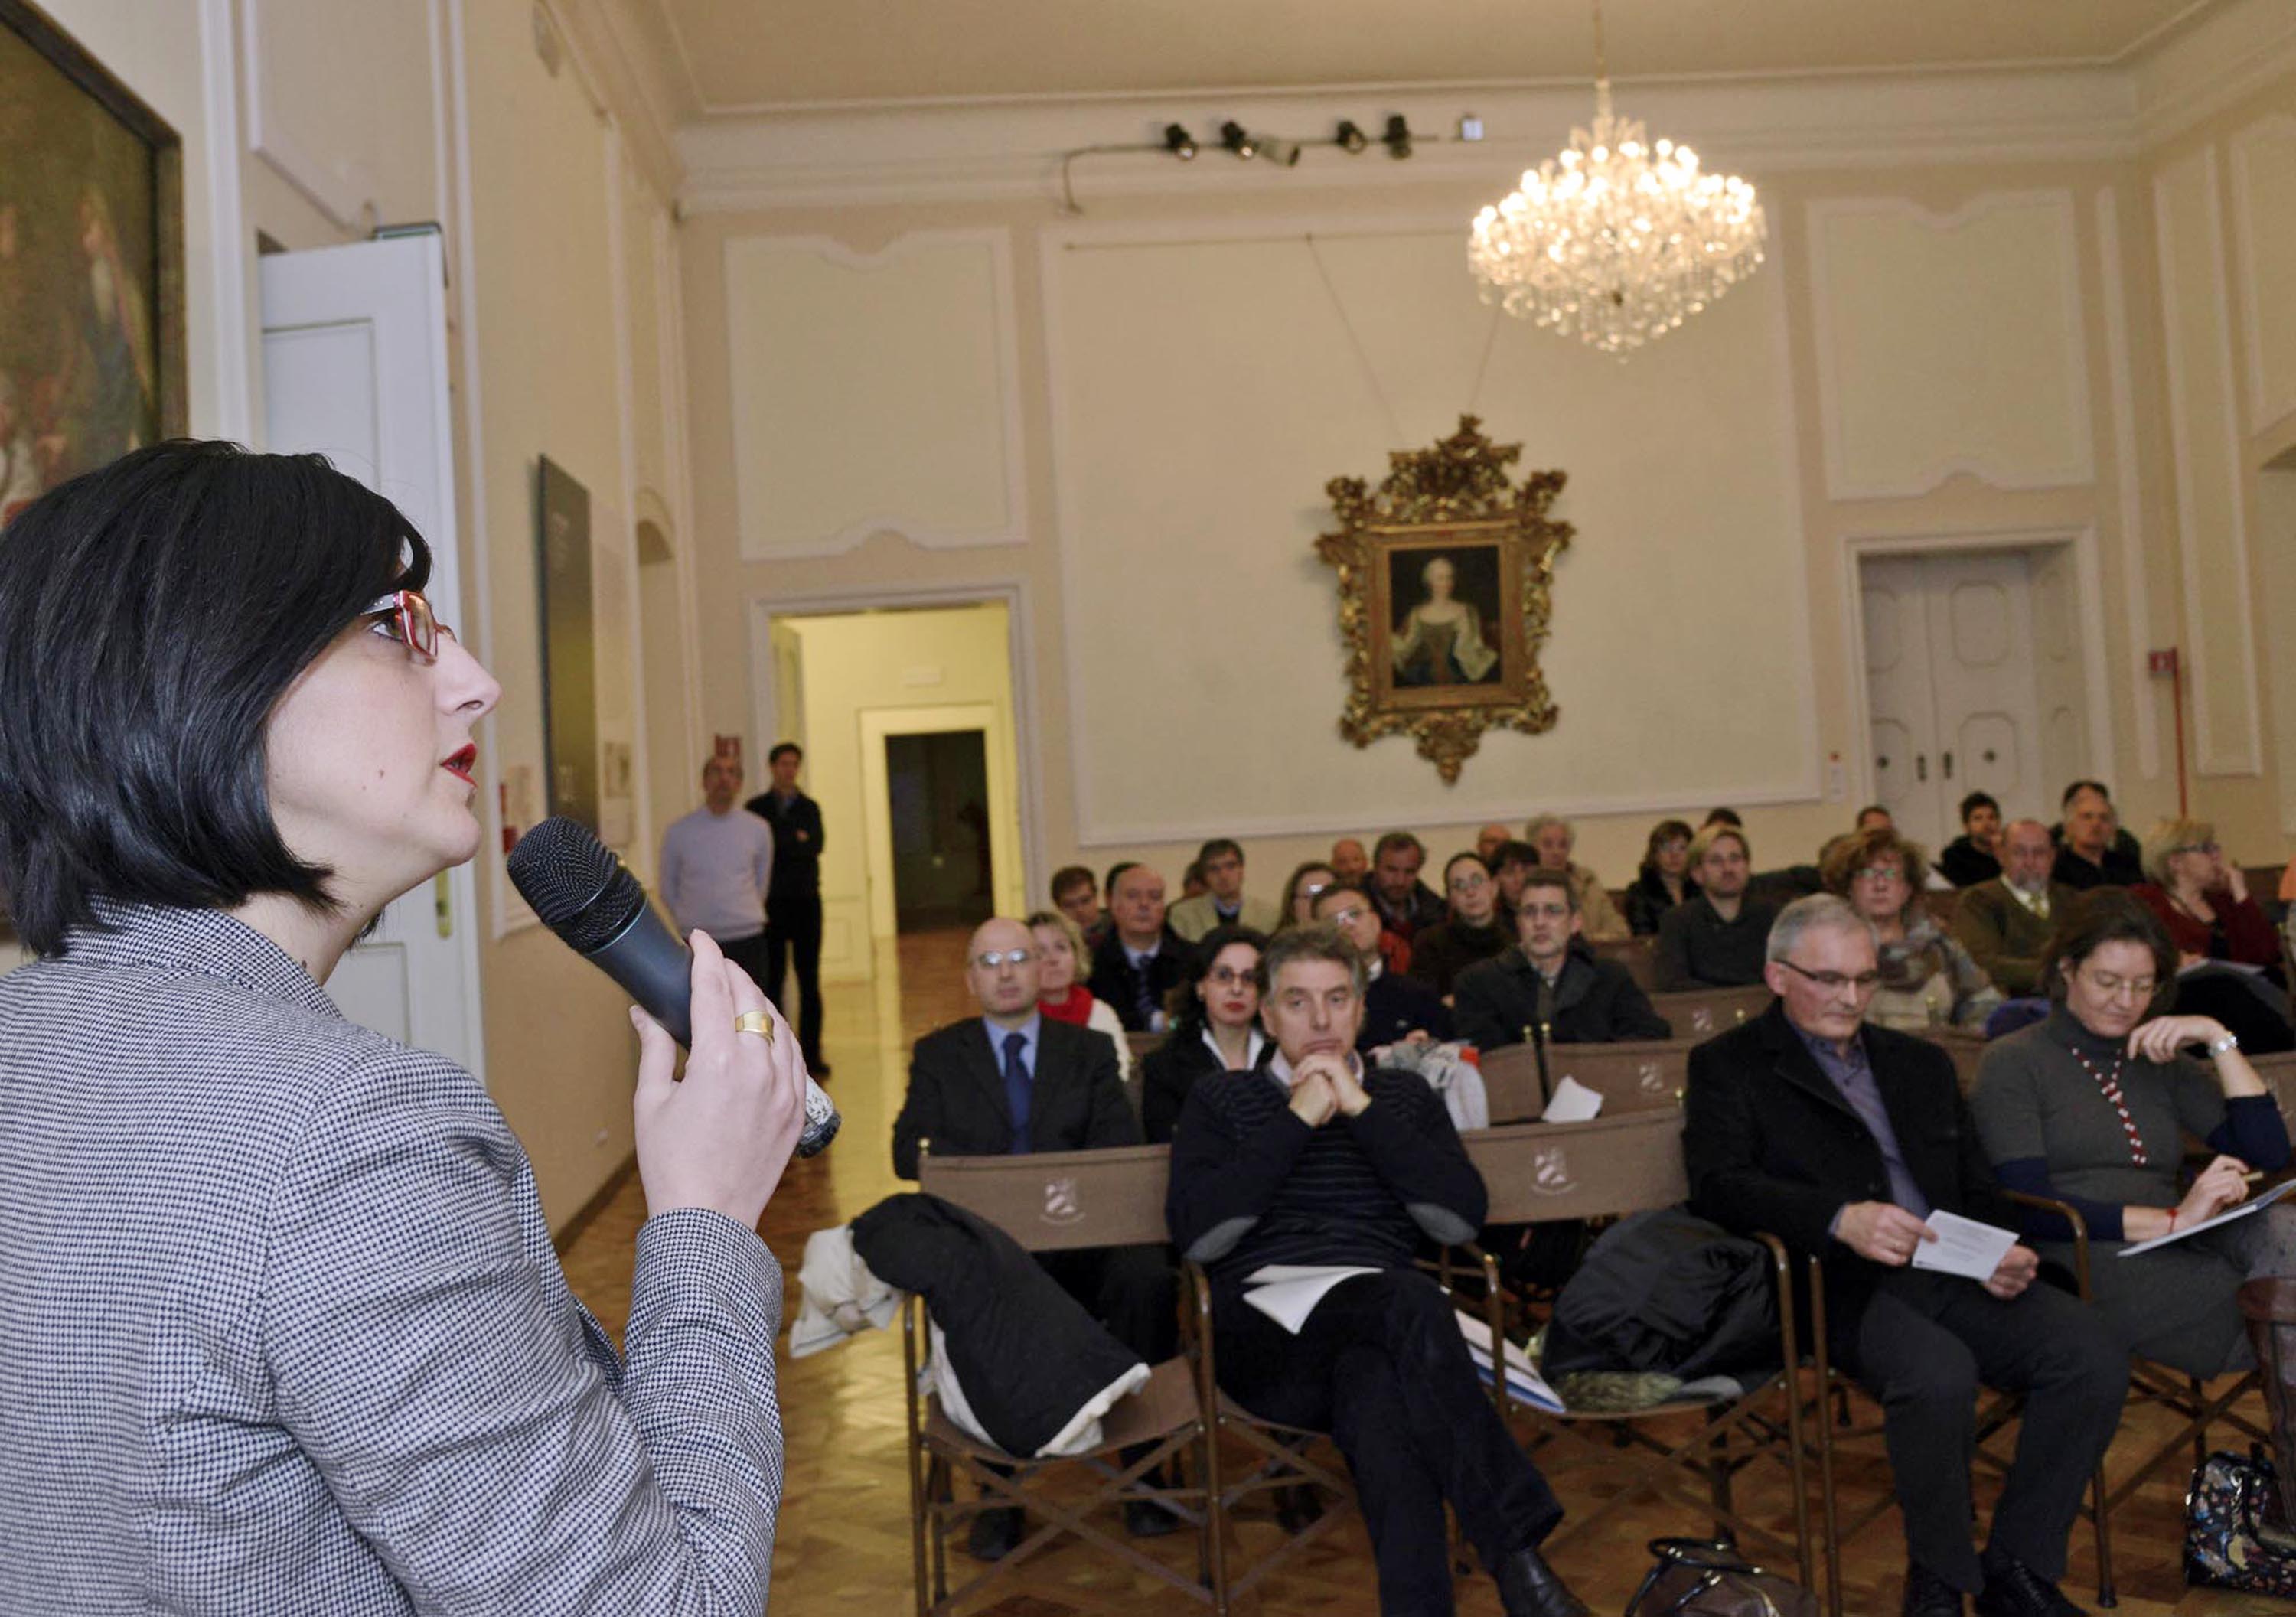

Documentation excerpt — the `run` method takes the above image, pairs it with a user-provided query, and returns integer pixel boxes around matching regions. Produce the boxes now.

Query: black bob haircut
[0,441,432,955]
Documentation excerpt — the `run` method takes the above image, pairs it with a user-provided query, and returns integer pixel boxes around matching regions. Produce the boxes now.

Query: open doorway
[885,729,995,930]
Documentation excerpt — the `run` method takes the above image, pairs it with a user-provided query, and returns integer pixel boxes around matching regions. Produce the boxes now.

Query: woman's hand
[2227,859,2252,904]
[630,930,807,1229]
[2127,1016,2228,1064]
[2179,1153,2252,1226]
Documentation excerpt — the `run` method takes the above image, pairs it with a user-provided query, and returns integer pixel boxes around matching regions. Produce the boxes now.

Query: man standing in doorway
[745,742,830,1077]
[660,752,775,996]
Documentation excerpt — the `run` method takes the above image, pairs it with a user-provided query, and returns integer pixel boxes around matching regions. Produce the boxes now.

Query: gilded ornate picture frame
[1316,416,1573,783]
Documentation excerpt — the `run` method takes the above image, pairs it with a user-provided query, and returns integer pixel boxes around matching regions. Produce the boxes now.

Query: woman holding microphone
[0,441,808,1613]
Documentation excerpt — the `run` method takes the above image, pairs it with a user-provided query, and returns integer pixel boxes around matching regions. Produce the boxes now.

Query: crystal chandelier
[1466,2,1766,357]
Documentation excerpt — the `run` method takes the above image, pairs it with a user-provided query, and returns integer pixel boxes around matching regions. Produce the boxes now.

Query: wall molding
[2093,184,2163,783]
[2228,115,2296,435]
[722,227,1029,558]
[197,0,255,444]
[2133,0,2296,149]
[241,0,381,231]
[1805,191,2095,501]
[2153,145,2266,778]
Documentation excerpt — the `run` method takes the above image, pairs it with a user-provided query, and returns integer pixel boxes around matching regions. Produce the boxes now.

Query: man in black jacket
[1683,895,2125,1617]
[1313,881,1453,1051]
[1090,863,1188,1031]
[891,917,1177,1552]
[1166,927,1587,1617]
[1454,868,1671,1050]
[744,742,830,1074]
[1655,824,1777,989]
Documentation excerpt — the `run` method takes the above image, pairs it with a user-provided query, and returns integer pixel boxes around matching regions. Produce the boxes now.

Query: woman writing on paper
[1970,891,2295,1376]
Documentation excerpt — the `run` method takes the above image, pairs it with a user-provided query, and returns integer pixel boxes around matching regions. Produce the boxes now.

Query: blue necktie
[1002,1030,1032,1155]
[1132,955,1157,1029]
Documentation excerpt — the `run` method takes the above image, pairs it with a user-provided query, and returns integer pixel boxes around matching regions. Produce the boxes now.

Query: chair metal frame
[905,1143,1219,1615]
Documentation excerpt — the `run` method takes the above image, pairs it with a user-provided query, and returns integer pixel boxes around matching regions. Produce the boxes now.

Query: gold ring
[734,1010,775,1042]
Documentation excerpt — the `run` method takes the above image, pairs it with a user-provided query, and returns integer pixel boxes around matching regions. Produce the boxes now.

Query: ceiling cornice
[548,0,688,200]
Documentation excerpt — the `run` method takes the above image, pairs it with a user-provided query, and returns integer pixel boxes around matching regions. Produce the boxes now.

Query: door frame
[860,704,1022,939]
[1840,525,2116,817]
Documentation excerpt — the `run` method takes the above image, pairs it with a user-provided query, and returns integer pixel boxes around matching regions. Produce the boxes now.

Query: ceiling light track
[1055,112,1483,214]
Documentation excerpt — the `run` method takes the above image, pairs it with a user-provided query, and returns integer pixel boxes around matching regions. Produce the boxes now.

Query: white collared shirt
[1200,1025,1270,1071]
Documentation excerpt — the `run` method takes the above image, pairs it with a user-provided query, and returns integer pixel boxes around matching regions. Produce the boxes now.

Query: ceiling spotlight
[1260,135,1302,168]
[1336,119,1368,155]
[1383,115,1412,160]
[1219,120,1257,160]
[1162,122,1197,160]
[1457,112,1485,142]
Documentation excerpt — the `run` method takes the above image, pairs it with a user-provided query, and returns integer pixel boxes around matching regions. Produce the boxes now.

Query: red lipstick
[442,745,478,786]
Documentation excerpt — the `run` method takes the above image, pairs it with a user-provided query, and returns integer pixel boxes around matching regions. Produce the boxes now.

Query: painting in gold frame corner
[1316,416,1572,784]
[0,0,188,529]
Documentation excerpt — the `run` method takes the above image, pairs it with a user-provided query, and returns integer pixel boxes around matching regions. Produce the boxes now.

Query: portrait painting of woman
[1389,549,1502,688]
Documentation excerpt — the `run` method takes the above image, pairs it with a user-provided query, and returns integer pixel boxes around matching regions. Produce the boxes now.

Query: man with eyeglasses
[1405,852,1514,999]
[1684,895,2126,1617]
[1955,820,2076,998]
[889,916,1177,1555]
[1454,868,1670,1051]
[1313,881,1452,1051]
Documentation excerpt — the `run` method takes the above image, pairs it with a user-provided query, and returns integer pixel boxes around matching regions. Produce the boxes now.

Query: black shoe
[1494,1545,1590,1617]
[1902,1563,1965,1617]
[1123,1497,1182,1537]
[1974,1556,2085,1617]
[966,1505,1022,1561]
[1274,1483,1325,1535]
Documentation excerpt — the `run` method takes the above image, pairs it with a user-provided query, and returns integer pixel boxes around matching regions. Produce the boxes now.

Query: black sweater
[1166,1064,1485,1298]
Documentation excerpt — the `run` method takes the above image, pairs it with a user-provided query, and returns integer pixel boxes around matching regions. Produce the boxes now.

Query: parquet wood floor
[558,929,2281,1615]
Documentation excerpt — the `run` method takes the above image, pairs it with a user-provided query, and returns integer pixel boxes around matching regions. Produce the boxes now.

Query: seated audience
[1169,836,1280,940]
[1704,806,1744,830]
[1454,869,1671,1049]
[1953,820,2074,999]
[1684,896,2127,1617]
[1476,822,1513,866]
[1165,927,1590,1617]
[2053,781,2143,890]
[1028,908,1130,1085]
[1855,804,1895,833]
[1938,792,2005,888]
[1407,853,1512,998]
[2131,817,2281,973]
[890,918,1179,1553]
[1314,882,1453,1051]
[1091,864,1187,1032]
[1368,830,1447,940]
[1276,859,1338,932]
[1972,892,2294,1378]
[1140,926,1270,1144]
[1180,859,1208,900]
[1050,864,1104,941]
[1330,836,1371,885]
[1654,825,1776,990]
[1823,828,2002,1034]
[1524,813,1629,941]
[1625,817,1698,936]
[1492,838,1538,918]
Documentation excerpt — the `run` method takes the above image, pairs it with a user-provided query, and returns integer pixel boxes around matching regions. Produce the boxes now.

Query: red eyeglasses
[364,588,455,661]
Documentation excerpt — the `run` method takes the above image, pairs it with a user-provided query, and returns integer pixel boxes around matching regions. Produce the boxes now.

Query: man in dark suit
[1953,820,2076,999]
[1684,895,2125,1617]
[744,742,829,1074]
[1090,864,1187,1031]
[1313,882,1453,1051]
[1369,830,1447,940]
[890,916,1178,1553]
[1454,868,1671,1050]
[2052,781,2142,890]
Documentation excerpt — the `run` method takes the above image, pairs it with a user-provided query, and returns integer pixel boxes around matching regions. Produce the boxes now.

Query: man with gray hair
[1524,813,1629,941]
[1953,820,2075,999]
[1682,895,2125,1617]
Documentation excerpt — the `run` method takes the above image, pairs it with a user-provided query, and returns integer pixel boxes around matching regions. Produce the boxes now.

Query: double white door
[1860,552,2046,856]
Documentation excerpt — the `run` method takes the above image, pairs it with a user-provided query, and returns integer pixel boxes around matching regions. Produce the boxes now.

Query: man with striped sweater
[1166,925,1587,1617]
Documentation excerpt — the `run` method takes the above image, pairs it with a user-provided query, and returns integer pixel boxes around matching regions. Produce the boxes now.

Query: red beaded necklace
[2068,1045,2147,1165]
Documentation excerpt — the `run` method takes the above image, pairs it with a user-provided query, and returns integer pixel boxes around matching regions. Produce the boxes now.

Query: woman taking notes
[0,442,809,1612]
[1971,891,2294,1377]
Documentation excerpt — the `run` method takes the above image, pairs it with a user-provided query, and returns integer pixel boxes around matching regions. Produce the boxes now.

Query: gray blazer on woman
[0,903,784,1615]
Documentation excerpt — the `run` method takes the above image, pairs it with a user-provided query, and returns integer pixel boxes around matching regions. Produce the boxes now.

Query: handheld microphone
[507,814,840,1157]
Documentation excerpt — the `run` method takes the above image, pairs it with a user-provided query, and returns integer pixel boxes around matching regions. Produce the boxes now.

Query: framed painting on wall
[1317,416,1574,783]
[536,455,599,832]
[0,0,187,527]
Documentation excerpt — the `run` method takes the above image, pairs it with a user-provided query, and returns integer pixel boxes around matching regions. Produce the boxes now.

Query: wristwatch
[2208,1031,2240,1056]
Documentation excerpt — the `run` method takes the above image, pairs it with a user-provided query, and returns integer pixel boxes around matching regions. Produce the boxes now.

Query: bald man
[890,917,1178,1553]
[1331,837,1370,885]
[1475,823,1512,866]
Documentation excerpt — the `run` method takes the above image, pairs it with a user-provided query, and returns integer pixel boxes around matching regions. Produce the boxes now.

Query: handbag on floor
[2186,1446,2296,1598]
[1623,1538,1819,1617]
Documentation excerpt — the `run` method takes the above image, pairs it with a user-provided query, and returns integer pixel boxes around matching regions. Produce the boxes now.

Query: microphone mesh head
[506,816,647,951]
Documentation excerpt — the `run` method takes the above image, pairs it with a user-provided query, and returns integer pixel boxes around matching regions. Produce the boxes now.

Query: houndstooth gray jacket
[0,903,784,1614]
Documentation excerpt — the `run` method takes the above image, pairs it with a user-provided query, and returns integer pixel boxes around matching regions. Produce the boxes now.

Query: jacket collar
[60,899,341,1020]
[1750,999,1860,1120]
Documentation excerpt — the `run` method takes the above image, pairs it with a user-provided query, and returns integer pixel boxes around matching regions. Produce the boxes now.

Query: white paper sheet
[1241,1264,1381,1333]
[1908,1209,2019,1282]
[1539,1074,1603,1123]
[1456,1311,1564,1413]
[2118,1177,2296,1257]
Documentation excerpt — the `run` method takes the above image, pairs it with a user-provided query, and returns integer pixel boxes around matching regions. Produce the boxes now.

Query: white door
[1860,551,2049,856]
[259,231,487,1083]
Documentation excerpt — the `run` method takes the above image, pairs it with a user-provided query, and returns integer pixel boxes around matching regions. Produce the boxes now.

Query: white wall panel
[2229,116,2296,432]
[243,0,439,230]
[724,230,1025,559]
[1808,193,2093,500]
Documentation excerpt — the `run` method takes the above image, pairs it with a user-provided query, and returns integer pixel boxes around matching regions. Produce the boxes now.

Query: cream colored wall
[31,0,700,1230]
[770,603,1024,977]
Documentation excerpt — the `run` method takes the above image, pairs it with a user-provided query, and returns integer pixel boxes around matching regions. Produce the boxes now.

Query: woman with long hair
[1624,817,1697,936]
[1139,924,1268,1144]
